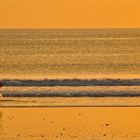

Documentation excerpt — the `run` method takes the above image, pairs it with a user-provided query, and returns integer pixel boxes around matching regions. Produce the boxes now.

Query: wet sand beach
[0,107,140,140]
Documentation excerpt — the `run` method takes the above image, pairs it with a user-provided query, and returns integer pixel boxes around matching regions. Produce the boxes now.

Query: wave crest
[2,78,140,86]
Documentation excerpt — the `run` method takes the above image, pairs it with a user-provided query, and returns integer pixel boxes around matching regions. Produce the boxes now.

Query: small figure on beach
[0,82,3,97]
[0,82,3,89]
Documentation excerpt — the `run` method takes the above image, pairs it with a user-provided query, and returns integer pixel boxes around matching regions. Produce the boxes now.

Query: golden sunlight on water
[1,29,140,80]
[0,108,140,140]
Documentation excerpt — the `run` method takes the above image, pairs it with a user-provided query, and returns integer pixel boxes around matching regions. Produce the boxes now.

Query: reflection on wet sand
[0,111,2,133]
[0,111,2,127]
[0,111,2,118]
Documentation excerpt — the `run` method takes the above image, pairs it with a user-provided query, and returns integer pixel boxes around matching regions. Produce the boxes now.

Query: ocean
[0,28,140,107]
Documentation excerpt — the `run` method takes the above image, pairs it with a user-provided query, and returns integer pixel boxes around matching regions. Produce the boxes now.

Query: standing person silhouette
[0,82,3,97]
[0,82,3,89]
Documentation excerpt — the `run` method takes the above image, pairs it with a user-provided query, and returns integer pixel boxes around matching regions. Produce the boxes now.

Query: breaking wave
[2,79,140,97]
[2,86,140,97]
[2,78,140,86]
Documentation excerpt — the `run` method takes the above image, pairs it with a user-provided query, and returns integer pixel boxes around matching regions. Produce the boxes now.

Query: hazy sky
[0,0,140,28]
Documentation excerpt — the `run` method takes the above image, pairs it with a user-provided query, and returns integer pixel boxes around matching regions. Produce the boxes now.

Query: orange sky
[0,0,140,28]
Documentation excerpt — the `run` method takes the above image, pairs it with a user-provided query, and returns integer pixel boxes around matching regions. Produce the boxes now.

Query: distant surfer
[0,82,3,98]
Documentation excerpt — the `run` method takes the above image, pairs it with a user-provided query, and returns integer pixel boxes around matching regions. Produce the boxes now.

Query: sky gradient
[0,0,140,28]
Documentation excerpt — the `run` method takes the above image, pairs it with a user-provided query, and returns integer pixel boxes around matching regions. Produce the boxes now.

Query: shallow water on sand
[1,86,140,107]
[1,97,140,107]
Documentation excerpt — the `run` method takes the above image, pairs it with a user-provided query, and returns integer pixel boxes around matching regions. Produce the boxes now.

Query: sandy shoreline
[0,107,140,140]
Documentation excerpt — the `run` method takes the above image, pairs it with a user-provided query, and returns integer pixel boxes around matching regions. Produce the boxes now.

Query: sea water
[0,29,140,106]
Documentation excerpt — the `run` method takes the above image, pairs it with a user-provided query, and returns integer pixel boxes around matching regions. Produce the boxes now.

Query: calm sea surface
[0,29,140,106]
[0,29,140,79]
